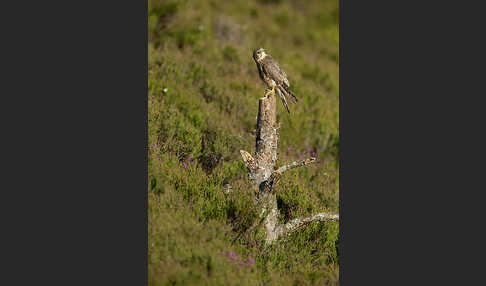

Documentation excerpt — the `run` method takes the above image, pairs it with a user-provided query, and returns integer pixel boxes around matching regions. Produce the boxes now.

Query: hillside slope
[148,0,339,284]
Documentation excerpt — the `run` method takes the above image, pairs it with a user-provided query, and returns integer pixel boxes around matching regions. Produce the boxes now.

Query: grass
[148,0,339,284]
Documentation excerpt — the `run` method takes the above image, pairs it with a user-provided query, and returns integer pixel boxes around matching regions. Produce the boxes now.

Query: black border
[338,0,482,283]
[13,1,149,284]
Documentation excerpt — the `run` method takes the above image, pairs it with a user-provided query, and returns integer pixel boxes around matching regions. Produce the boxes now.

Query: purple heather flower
[287,147,291,152]
[239,262,247,266]
[248,257,255,265]
[151,144,159,153]
[228,252,236,260]
[309,182,313,187]
[183,162,187,169]
[311,151,317,157]
[221,250,225,255]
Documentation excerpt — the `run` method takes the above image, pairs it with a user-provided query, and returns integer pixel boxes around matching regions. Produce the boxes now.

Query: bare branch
[276,212,339,238]
[276,157,317,174]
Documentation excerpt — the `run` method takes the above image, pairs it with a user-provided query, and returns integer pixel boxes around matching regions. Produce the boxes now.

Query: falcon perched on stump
[252,47,298,113]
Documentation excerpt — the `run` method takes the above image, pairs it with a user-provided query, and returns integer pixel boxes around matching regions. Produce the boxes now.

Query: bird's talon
[264,86,275,98]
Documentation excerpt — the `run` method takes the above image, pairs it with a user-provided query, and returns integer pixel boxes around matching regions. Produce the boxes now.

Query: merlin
[252,47,298,113]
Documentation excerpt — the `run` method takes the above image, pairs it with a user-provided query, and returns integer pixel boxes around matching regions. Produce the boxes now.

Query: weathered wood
[275,212,339,239]
[254,94,278,190]
[240,92,338,244]
[276,157,317,174]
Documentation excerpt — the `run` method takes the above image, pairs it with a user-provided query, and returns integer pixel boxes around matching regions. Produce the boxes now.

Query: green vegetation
[148,0,339,284]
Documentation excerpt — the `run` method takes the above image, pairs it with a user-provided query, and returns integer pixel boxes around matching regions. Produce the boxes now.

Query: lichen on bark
[240,92,338,244]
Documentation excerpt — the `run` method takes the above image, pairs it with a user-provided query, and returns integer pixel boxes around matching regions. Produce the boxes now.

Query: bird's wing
[255,61,265,82]
[262,56,290,87]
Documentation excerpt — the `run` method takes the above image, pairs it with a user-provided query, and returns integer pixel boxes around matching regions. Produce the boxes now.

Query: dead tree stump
[240,93,339,244]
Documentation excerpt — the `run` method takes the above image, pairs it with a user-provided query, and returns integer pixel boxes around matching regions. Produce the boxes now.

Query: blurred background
[148,0,339,284]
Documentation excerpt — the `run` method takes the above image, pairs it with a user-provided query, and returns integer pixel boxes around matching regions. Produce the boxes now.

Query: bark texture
[240,93,338,244]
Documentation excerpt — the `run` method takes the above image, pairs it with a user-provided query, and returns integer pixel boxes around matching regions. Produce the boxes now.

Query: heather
[148,0,339,284]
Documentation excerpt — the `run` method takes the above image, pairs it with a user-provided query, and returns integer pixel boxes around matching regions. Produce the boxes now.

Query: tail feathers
[282,84,298,104]
[276,88,291,114]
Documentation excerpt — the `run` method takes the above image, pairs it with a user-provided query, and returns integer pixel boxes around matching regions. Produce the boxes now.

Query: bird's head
[253,47,267,63]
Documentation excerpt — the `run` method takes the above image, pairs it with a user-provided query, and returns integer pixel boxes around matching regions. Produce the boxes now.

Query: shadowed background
[148,0,339,284]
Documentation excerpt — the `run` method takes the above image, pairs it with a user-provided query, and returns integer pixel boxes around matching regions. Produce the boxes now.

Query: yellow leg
[264,86,275,97]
